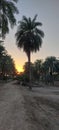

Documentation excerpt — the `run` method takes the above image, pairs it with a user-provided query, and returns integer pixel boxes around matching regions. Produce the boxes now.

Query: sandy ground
[0,81,59,130]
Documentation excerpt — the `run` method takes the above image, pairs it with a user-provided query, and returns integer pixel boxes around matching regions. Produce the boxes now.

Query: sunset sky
[4,0,59,72]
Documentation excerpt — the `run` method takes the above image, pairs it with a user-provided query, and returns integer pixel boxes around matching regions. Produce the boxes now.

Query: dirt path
[0,81,59,130]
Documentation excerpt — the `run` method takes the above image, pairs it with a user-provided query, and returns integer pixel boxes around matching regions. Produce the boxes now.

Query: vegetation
[0,0,59,87]
[19,56,59,86]
[0,44,17,80]
[0,0,18,80]
[15,15,44,89]
[0,0,19,38]
[33,60,42,81]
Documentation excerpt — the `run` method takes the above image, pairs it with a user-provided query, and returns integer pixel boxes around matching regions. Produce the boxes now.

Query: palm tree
[44,56,57,74]
[0,0,18,38]
[15,15,44,89]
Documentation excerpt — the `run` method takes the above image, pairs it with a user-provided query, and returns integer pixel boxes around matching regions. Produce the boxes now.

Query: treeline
[17,56,59,84]
[0,43,17,80]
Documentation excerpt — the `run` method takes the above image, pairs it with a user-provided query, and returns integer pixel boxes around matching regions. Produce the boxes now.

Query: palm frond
[23,16,29,23]
[7,1,19,14]
[32,14,37,23]
[16,15,44,54]
[34,22,42,27]
[0,0,18,38]
[2,14,9,38]
[35,28,44,37]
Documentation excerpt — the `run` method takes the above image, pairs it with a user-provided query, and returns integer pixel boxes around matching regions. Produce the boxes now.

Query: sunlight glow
[16,65,24,73]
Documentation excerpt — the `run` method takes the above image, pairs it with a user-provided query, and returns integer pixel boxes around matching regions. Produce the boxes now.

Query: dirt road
[0,81,59,130]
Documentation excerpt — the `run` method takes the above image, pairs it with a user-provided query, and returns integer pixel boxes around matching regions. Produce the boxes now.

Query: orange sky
[16,64,24,73]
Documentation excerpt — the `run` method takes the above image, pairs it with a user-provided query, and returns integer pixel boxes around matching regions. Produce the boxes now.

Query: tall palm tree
[0,0,18,38]
[15,15,44,88]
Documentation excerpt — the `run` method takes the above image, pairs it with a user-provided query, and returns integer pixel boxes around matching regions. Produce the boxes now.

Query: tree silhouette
[15,15,44,89]
[0,0,19,38]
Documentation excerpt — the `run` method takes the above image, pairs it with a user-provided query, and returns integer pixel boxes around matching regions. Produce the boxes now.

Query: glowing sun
[16,65,24,73]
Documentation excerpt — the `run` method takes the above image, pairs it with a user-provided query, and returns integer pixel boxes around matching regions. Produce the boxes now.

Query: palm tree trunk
[27,51,32,89]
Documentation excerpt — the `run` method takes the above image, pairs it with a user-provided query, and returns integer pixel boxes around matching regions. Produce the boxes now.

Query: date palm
[15,15,44,89]
[0,0,18,38]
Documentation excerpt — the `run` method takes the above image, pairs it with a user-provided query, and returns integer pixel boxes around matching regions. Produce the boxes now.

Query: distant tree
[53,60,59,74]
[41,56,58,84]
[0,44,6,75]
[0,0,19,38]
[0,54,16,79]
[43,56,57,74]
[15,15,44,89]
[33,59,42,81]
[23,62,34,81]
[23,62,29,75]
[0,44,6,58]
[0,44,16,79]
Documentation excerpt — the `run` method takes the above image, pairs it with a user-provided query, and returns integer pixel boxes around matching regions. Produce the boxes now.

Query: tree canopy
[0,44,17,79]
[0,0,19,38]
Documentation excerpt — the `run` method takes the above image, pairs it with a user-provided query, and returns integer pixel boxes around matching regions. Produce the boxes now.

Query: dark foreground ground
[0,81,59,130]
